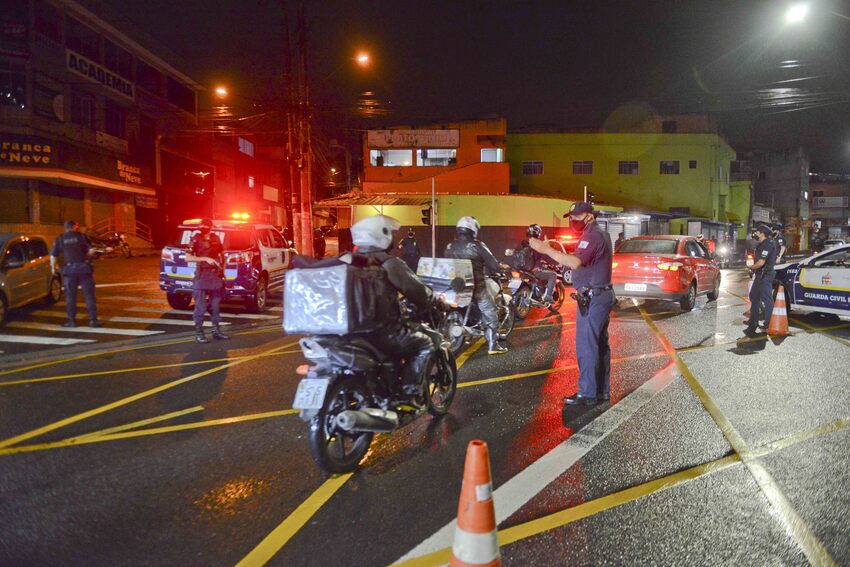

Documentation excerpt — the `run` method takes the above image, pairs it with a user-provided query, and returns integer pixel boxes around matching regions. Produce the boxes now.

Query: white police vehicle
[775,242,850,320]
[160,218,297,312]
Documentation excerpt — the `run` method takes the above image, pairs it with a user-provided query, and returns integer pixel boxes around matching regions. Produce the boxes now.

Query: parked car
[774,242,850,320]
[0,233,62,325]
[160,219,297,312]
[612,235,721,311]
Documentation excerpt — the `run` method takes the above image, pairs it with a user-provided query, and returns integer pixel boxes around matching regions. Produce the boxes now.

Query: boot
[486,329,507,355]
[211,326,230,340]
[195,328,209,344]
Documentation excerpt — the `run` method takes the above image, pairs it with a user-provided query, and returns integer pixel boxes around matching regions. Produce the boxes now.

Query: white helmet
[350,215,401,249]
[456,216,480,237]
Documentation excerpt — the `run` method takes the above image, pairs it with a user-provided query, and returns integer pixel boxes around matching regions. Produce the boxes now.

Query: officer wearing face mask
[530,202,614,405]
[185,218,230,343]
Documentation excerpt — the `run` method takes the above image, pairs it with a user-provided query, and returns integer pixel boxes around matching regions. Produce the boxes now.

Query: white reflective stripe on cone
[773,308,787,316]
[452,526,500,564]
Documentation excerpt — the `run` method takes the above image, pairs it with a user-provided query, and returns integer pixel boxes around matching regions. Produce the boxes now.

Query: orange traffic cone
[768,284,790,336]
[450,440,500,567]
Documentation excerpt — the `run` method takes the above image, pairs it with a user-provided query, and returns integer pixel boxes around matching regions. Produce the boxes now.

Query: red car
[612,235,721,311]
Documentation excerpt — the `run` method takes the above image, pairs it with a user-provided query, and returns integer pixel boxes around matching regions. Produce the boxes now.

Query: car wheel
[167,292,193,310]
[45,275,63,305]
[706,275,721,302]
[680,282,697,311]
[246,276,268,313]
[0,293,7,327]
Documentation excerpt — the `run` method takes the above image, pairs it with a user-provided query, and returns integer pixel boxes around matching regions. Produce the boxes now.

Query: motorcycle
[436,274,516,355]
[715,243,732,269]
[292,304,458,473]
[88,231,131,258]
[506,268,567,319]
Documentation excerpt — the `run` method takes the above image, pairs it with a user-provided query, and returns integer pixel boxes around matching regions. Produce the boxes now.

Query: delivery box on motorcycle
[284,254,397,335]
[416,257,474,307]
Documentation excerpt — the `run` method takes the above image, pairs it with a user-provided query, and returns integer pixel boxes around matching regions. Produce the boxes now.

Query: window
[268,229,285,248]
[812,249,850,268]
[34,0,62,43]
[685,241,705,258]
[70,92,95,129]
[662,120,677,133]
[618,161,639,175]
[758,171,766,180]
[416,148,456,167]
[0,1,28,55]
[369,149,412,167]
[103,39,134,80]
[23,239,49,260]
[4,242,26,266]
[238,137,255,156]
[617,240,678,254]
[480,148,504,163]
[136,59,163,95]
[689,160,698,169]
[104,100,126,139]
[522,161,544,175]
[660,161,680,175]
[247,176,255,189]
[813,191,824,197]
[0,60,27,109]
[572,161,593,175]
[166,76,196,114]
[66,17,100,61]
[139,115,156,163]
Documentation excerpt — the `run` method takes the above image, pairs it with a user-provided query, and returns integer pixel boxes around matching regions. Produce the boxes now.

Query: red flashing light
[183,218,202,224]
[231,212,251,220]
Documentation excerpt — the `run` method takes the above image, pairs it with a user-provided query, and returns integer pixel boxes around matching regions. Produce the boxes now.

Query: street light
[356,53,370,66]
[785,3,809,24]
[214,86,228,98]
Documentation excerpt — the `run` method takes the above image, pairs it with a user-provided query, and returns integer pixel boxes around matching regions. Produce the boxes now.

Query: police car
[160,219,297,312]
[774,242,850,320]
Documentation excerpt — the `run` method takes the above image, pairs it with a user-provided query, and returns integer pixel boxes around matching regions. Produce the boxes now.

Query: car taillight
[511,271,520,278]
[657,262,683,271]
[611,262,618,269]
[161,250,173,261]
[226,251,253,264]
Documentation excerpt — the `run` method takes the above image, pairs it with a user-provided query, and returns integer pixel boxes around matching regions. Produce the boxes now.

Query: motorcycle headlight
[718,245,728,255]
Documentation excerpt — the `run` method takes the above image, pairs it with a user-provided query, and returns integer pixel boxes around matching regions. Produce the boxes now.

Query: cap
[566,202,594,217]
[64,220,78,230]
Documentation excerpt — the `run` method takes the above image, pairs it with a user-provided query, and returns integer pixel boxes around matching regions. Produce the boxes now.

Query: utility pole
[297,0,314,256]
[281,0,300,246]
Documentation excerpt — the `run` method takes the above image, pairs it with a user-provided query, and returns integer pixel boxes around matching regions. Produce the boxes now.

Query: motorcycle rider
[350,215,446,404]
[445,216,510,355]
[513,224,558,310]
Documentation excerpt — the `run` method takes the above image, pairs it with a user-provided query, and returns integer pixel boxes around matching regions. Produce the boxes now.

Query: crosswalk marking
[30,310,231,327]
[97,296,167,304]
[126,306,279,320]
[0,334,96,346]
[6,322,164,337]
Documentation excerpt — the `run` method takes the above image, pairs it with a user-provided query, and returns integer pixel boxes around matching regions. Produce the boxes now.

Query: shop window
[370,149,412,167]
[103,39,134,80]
[38,182,84,226]
[0,1,28,56]
[480,148,504,163]
[618,161,639,175]
[572,161,593,175]
[416,148,456,167]
[238,137,254,156]
[0,59,26,109]
[34,0,62,43]
[136,59,163,95]
[166,76,196,114]
[105,100,126,139]
[66,17,100,62]
[660,161,680,175]
[70,91,95,129]
[33,82,62,120]
[522,161,544,175]
[689,160,698,169]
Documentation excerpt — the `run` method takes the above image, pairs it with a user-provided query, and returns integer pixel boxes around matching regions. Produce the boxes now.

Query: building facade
[809,173,850,241]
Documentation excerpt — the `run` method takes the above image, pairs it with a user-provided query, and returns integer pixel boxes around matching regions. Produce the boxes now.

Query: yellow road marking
[71,406,204,439]
[637,304,838,566]
[747,418,850,459]
[0,339,299,450]
[454,337,485,367]
[0,350,302,387]
[791,318,850,347]
[0,409,299,456]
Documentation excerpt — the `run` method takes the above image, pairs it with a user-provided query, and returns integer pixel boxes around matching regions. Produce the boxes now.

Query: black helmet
[772,223,784,231]
[526,224,543,238]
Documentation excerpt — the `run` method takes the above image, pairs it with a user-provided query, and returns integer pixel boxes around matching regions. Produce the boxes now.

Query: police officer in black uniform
[50,220,101,328]
[530,202,614,405]
[186,218,230,343]
[772,223,787,264]
[397,228,421,272]
[746,224,778,332]
[445,216,510,355]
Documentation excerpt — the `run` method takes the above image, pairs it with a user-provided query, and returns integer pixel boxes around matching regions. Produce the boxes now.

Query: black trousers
[367,325,434,389]
[63,273,97,322]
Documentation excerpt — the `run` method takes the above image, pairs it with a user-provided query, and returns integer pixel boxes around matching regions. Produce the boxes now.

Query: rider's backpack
[284,252,398,335]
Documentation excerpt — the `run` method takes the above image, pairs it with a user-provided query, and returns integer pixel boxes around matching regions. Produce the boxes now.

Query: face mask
[569,215,588,232]
[200,226,211,235]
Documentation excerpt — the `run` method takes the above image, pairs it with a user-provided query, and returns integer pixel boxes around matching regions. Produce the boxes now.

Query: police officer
[772,223,787,264]
[185,218,230,343]
[530,202,614,405]
[397,228,421,272]
[445,216,510,355]
[50,220,101,328]
[515,224,558,309]
[745,224,778,332]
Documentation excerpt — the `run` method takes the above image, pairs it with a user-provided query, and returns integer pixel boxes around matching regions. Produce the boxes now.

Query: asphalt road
[0,266,848,566]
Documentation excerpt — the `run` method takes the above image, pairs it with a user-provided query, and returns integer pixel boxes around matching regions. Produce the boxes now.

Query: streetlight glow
[214,86,228,97]
[785,3,809,24]
[356,53,370,65]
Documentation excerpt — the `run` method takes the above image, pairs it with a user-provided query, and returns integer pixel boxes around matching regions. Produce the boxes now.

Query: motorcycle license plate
[624,283,647,292]
[508,277,522,290]
[292,378,329,409]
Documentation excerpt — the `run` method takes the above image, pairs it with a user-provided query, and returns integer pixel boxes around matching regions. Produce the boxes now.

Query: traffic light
[421,206,432,225]
[587,192,596,205]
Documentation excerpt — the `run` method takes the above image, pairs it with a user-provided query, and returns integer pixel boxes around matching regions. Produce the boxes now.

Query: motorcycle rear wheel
[427,349,458,417]
[308,380,374,473]
[514,285,532,320]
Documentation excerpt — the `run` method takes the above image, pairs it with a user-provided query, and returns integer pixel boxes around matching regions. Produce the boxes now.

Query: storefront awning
[0,167,155,196]
[314,194,432,208]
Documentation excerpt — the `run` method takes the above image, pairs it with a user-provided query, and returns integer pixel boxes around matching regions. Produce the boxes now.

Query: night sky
[101,0,850,171]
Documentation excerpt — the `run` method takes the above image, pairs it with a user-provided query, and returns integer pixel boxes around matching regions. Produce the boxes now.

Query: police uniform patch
[578,241,589,249]
[761,250,769,257]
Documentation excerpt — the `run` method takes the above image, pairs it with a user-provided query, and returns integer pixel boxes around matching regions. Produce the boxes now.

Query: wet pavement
[0,269,848,565]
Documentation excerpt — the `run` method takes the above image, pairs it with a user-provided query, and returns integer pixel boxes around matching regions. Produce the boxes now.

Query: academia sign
[67,50,135,101]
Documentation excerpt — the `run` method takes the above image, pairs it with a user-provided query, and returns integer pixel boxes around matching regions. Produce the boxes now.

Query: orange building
[362,119,509,194]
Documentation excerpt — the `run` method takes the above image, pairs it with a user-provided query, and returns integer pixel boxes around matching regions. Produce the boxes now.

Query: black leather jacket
[444,233,501,293]
[354,248,434,319]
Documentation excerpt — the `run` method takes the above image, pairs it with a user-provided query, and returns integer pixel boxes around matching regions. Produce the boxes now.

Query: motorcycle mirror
[449,277,466,293]
[504,249,514,256]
